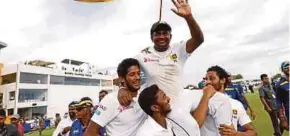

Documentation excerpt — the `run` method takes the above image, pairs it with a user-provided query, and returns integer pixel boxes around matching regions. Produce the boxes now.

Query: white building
[0,41,7,57]
[0,59,114,119]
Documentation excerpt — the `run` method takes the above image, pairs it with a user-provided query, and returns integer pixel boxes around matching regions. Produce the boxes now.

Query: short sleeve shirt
[91,91,147,136]
[229,98,251,130]
[135,41,191,101]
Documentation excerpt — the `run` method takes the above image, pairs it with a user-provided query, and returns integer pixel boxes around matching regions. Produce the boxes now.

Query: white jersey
[136,41,191,101]
[136,116,174,136]
[91,91,147,136]
[168,89,232,136]
[229,98,252,130]
[52,118,74,136]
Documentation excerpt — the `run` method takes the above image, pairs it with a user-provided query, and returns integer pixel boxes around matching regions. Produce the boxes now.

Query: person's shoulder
[172,40,186,46]
[100,91,119,107]
[230,98,244,108]
[277,78,288,86]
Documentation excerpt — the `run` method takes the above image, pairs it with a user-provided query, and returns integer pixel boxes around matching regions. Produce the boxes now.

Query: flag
[75,0,113,3]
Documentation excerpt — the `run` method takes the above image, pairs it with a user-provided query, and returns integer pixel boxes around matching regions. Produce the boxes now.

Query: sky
[0,0,289,85]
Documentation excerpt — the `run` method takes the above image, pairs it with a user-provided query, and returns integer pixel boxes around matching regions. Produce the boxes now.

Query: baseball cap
[11,114,20,119]
[150,21,172,35]
[281,61,289,69]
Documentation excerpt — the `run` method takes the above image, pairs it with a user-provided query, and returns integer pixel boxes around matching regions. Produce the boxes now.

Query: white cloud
[0,0,288,86]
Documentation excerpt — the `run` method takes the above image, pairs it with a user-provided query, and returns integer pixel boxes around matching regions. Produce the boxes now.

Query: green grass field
[25,91,289,136]
[246,91,289,136]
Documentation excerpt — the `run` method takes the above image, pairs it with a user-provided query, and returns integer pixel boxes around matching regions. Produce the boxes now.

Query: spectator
[70,97,93,136]
[39,116,45,136]
[55,113,61,128]
[259,74,281,136]
[276,61,289,131]
[53,101,78,136]
[0,109,20,136]
[11,114,24,136]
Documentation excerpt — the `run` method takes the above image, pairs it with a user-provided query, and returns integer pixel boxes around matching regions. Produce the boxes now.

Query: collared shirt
[91,91,147,136]
[170,89,232,136]
[136,116,174,136]
[258,84,278,110]
[229,98,252,130]
[225,84,247,109]
[53,118,74,136]
[135,41,191,102]
[69,119,85,136]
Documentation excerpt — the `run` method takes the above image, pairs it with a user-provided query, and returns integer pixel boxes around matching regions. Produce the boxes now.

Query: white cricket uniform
[91,91,147,136]
[136,116,174,136]
[229,98,252,130]
[135,41,190,102]
[52,118,74,136]
[167,89,232,136]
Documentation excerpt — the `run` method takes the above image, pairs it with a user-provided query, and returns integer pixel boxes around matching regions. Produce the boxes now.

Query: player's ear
[220,78,226,84]
[150,104,160,112]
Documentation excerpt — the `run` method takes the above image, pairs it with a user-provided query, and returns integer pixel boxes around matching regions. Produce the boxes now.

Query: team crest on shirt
[169,53,178,63]
[232,109,238,115]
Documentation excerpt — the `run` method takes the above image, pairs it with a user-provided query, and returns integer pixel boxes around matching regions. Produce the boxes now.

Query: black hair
[69,101,78,107]
[0,109,6,117]
[99,90,108,94]
[260,74,268,80]
[117,58,140,78]
[207,65,230,86]
[138,84,159,116]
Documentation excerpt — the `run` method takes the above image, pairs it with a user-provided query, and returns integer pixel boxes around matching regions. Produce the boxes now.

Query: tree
[233,74,243,80]
[272,73,282,79]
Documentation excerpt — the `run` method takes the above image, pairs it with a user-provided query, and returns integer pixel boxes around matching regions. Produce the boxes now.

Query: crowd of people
[52,0,288,135]
[0,0,288,136]
[258,61,289,136]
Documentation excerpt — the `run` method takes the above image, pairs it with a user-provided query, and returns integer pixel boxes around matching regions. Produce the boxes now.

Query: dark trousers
[268,110,282,136]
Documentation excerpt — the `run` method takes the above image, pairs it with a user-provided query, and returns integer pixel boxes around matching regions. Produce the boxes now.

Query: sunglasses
[75,106,90,112]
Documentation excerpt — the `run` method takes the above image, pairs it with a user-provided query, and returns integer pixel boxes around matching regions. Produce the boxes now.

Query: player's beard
[214,81,223,92]
[125,80,140,92]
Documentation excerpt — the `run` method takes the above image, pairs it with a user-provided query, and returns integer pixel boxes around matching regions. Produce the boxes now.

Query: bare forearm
[235,130,257,136]
[192,95,210,127]
[260,98,271,109]
[184,14,204,52]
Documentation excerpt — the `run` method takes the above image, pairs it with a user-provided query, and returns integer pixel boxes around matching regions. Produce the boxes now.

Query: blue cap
[281,61,289,69]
